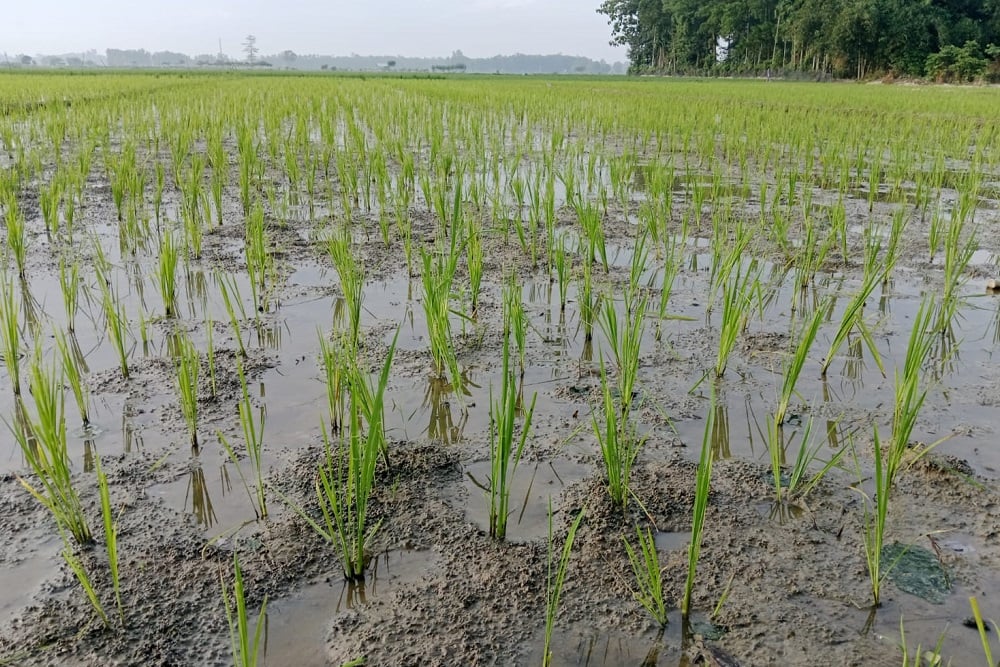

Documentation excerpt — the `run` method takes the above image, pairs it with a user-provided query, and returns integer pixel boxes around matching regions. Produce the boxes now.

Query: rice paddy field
[2,71,1000,666]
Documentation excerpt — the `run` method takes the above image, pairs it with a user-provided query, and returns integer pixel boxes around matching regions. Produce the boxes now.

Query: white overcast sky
[3,0,626,62]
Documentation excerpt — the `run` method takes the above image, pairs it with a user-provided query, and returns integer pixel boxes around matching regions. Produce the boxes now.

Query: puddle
[258,548,435,667]
[462,459,590,541]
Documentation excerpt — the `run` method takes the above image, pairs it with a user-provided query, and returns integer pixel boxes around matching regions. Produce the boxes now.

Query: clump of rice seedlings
[774,301,825,427]
[319,332,348,433]
[157,231,180,318]
[217,273,248,358]
[819,273,885,379]
[245,201,272,315]
[100,283,132,380]
[421,246,463,388]
[714,267,756,378]
[654,231,683,341]
[898,616,947,667]
[856,297,938,607]
[60,532,109,628]
[95,453,124,624]
[221,553,268,667]
[327,226,364,350]
[54,330,89,428]
[278,335,397,581]
[153,161,165,230]
[485,310,537,540]
[0,273,22,396]
[503,275,528,378]
[623,526,668,629]
[542,503,585,667]
[467,218,484,319]
[3,191,28,279]
[39,180,61,238]
[553,235,570,313]
[174,331,200,453]
[935,205,977,335]
[12,342,92,545]
[577,250,597,342]
[682,390,715,620]
[58,258,81,333]
[576,201,608,273]
[219,358,267,519]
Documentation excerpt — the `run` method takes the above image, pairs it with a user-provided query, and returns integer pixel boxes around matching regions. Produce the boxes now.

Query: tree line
[598,0,1000,80]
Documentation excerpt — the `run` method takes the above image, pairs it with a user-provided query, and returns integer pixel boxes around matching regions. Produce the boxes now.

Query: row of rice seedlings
[220,553,268,667]
[485,297,537,540]
[542,503,585,667]
[218,358,267,519]
[278,333,397,581]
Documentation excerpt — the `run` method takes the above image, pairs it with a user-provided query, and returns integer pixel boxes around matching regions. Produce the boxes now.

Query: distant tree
[20,55,33,66]
[243,35,259,63]
[387,59,397,68]
[280,50,297,63]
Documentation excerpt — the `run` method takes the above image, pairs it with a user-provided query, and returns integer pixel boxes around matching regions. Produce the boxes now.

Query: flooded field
[2,72,1000,665]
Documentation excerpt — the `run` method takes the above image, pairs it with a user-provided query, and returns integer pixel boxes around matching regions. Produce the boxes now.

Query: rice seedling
[277,334,396,581]
[157,231,180,318]
[218,359,267,519]
[774,300,825,427]
[11,342,92,545]
[623,526,668,629]
[100,283,131,380]
[542,503,585,667]
[245,201,272,315]
[60,533,109,628]
[969,597,998,665]
[485,318,537,540]
[0,273,22,396]
[220,553,268,667]
[217,273,248,358]
[503,275,528,378]
[577,250,597,342]
[467,218,484,319]
[173,331,200,452]
[3,192,28,279]
[553,235,570,313]
[592,360,638,510]
[95,453,124,624]
[898,616,947,667]
[819,273,885,380]
[682,390,715,620]
[58,258,81,334]
[714,267,756,379]
[327,226,364,350]
[54,330,89,428]
[420,246,463,387]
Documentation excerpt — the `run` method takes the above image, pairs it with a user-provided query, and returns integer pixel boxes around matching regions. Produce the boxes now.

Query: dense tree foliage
[598,0,1000,78]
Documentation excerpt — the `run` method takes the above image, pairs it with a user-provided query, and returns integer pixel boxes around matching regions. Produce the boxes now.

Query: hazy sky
[3,0,626,62]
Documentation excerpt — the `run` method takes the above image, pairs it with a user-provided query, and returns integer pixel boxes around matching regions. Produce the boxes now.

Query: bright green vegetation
[0,70,996,664]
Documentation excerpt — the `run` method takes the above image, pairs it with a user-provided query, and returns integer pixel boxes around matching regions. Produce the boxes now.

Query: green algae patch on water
[882,542,951,604]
